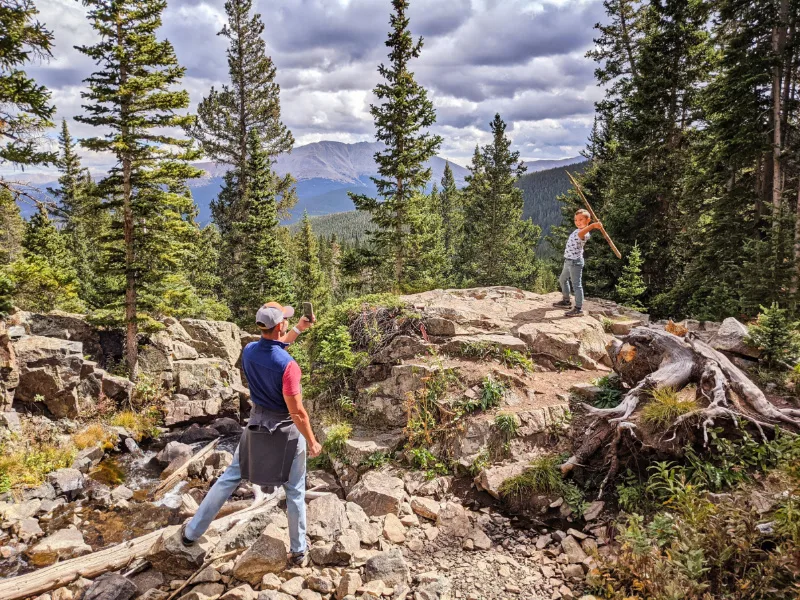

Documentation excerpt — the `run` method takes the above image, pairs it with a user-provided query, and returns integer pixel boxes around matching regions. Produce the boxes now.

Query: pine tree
[746,303,800,368]
[458,115,538,288]
[350,0,444,291]
[76,0,203,377]
[439,161,462,279]
[0,273,13,317]
[0,0,56,181]
[9,205,83,312]
[189,0,295,233]
[231,130,294,327]
[615,242,647,310]
[0,188,24,265]
[48,119,103,306]
[294,211,330,311]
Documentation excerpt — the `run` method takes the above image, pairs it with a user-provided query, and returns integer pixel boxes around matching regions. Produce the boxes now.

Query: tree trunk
[620,0,638,80]
[118,18,138,380]
[771,0,789,236]
[795,184,800,294]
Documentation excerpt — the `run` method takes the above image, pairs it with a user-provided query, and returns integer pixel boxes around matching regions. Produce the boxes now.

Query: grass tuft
[72,423,115,450]
[500,455,563,497]
[494,412,521,440]
[641,386,699,430]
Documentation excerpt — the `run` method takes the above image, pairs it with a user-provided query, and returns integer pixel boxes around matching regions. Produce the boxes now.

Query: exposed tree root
[562,327,800,495]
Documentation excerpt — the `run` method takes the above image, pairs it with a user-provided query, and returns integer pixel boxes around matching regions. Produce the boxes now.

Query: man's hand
[296,315,315,332]
[309,440,323,457]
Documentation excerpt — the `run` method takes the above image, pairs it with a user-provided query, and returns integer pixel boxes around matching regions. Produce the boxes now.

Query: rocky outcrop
[711,317,760,358]
[0,322,19,412]
[346,472,406,516]
[180,319,243,366]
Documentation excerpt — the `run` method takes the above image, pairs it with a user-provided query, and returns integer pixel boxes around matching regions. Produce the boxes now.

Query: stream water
[0,434,242,579]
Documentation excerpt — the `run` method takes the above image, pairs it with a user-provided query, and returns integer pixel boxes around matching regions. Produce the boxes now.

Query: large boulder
[27,311,105,362]
[307,494,349,541]
[0,322,19,412]
[173,359,241,396]
[711,317,760,358]
[13,336,85,418]
[474,462,529,500]
[180,319,243,366]
[232,524,289,585]
[164,385,239,426]
[346,471,405,516]
[514,317,611,369]
[27,526,92,566]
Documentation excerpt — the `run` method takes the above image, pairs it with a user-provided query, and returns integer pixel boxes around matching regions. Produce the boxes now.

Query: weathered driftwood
[562,327,800,495]
[150,438,219,500]
[0,497,272,600]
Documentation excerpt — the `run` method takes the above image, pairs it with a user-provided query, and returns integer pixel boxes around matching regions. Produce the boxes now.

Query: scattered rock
[279,576,305,596]
[346,472,405,516]
[220,584,257,600]
[261,574,282,590]
[82,573,138,600]
[305,575,335,594]
[130,569,166,595]
[582,501,604,522]
[155,441,193,467]
[345,502,381,545]
[27,526,91,566]
[711,317,759,358]
[561,536,588,564]
[363,550,409,587]
[307,493,350,541]
[335,572,362,600]
[435,502,471,538]
[382,513,406,544]
[297,591,321,600]
[232,524,289,584]
[147,527,216,577]
[410,497,440,521]
[47,468,85,500]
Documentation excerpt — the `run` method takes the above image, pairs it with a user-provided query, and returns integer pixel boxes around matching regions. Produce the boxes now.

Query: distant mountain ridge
[10,141,582,224]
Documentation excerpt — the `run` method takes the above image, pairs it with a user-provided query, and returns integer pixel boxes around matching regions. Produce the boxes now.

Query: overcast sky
[23,0,605,173]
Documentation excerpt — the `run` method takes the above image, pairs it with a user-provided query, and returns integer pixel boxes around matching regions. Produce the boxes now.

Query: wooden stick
[150,438,219,501]
[0,497,273,600]
[565,171,622,259]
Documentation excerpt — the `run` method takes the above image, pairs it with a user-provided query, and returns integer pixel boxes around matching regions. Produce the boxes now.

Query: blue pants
[185,435,307,553]
[559,258,585,309]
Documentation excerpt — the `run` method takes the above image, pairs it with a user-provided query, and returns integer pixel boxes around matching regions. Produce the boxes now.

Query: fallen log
[150,438,219,501]
[0,496,273,600]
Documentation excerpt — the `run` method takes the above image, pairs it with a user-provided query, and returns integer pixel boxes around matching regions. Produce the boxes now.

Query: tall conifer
[231,130,294,327]
[439,161,462,279]
[458,115,538,288]
[294,211,329,311]
[76,0,203,377]
[189,0,295,233]
[350,0,444,291]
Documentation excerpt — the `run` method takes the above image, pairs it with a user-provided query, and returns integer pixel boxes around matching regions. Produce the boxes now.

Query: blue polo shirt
[241,339,301,412]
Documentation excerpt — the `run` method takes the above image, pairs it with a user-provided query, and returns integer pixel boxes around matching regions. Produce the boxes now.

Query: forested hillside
[516,160,588,256]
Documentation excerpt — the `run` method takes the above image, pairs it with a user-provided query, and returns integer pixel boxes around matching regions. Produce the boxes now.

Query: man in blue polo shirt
[180,301,322,567]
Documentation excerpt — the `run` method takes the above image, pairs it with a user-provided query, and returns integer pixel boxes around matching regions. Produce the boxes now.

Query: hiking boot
[179,523,196,547]
[288,551,308,567]
[564,307,584,317]
[552,299,571,307]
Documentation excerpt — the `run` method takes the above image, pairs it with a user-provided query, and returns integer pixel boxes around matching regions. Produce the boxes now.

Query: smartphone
[302,302,314,320]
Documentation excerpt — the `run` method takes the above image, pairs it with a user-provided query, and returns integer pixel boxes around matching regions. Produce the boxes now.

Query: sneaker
[565,307,584,317]
[179,523,196,547]
[552,299,571,307]
[288,551,308,567]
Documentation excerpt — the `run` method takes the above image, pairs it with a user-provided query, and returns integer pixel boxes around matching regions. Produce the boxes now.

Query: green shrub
[500,454,587,515]
[407,447,448,479]
[468,447,490,476]
[480,375,506,410]
[592,373,623,409]
[336,395,356,416]
[641,386,698,430]
[494,412,520,440]
[499,348,534,372]
[360,451,391,469]
[746,303,800,368]
[322,422,352,459]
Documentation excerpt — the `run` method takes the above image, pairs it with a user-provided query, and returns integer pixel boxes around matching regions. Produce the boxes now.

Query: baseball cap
[255,301,295,329]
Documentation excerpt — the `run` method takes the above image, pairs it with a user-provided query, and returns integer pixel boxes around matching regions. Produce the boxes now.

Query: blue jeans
[559,258,584,309]
[184,435,307,553]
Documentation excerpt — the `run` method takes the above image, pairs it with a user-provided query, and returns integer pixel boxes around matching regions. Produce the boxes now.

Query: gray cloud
[17,0,603,173]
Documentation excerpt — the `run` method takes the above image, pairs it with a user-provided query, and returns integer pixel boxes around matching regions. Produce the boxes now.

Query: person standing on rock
[179,301,323,566]
[553,209,603,317]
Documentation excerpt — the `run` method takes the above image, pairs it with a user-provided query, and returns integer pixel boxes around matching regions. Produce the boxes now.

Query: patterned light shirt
[564,229,590,260]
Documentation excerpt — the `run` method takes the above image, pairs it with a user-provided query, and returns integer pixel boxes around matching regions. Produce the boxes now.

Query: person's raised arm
[280,315,314,345]
[578,220,603,240]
